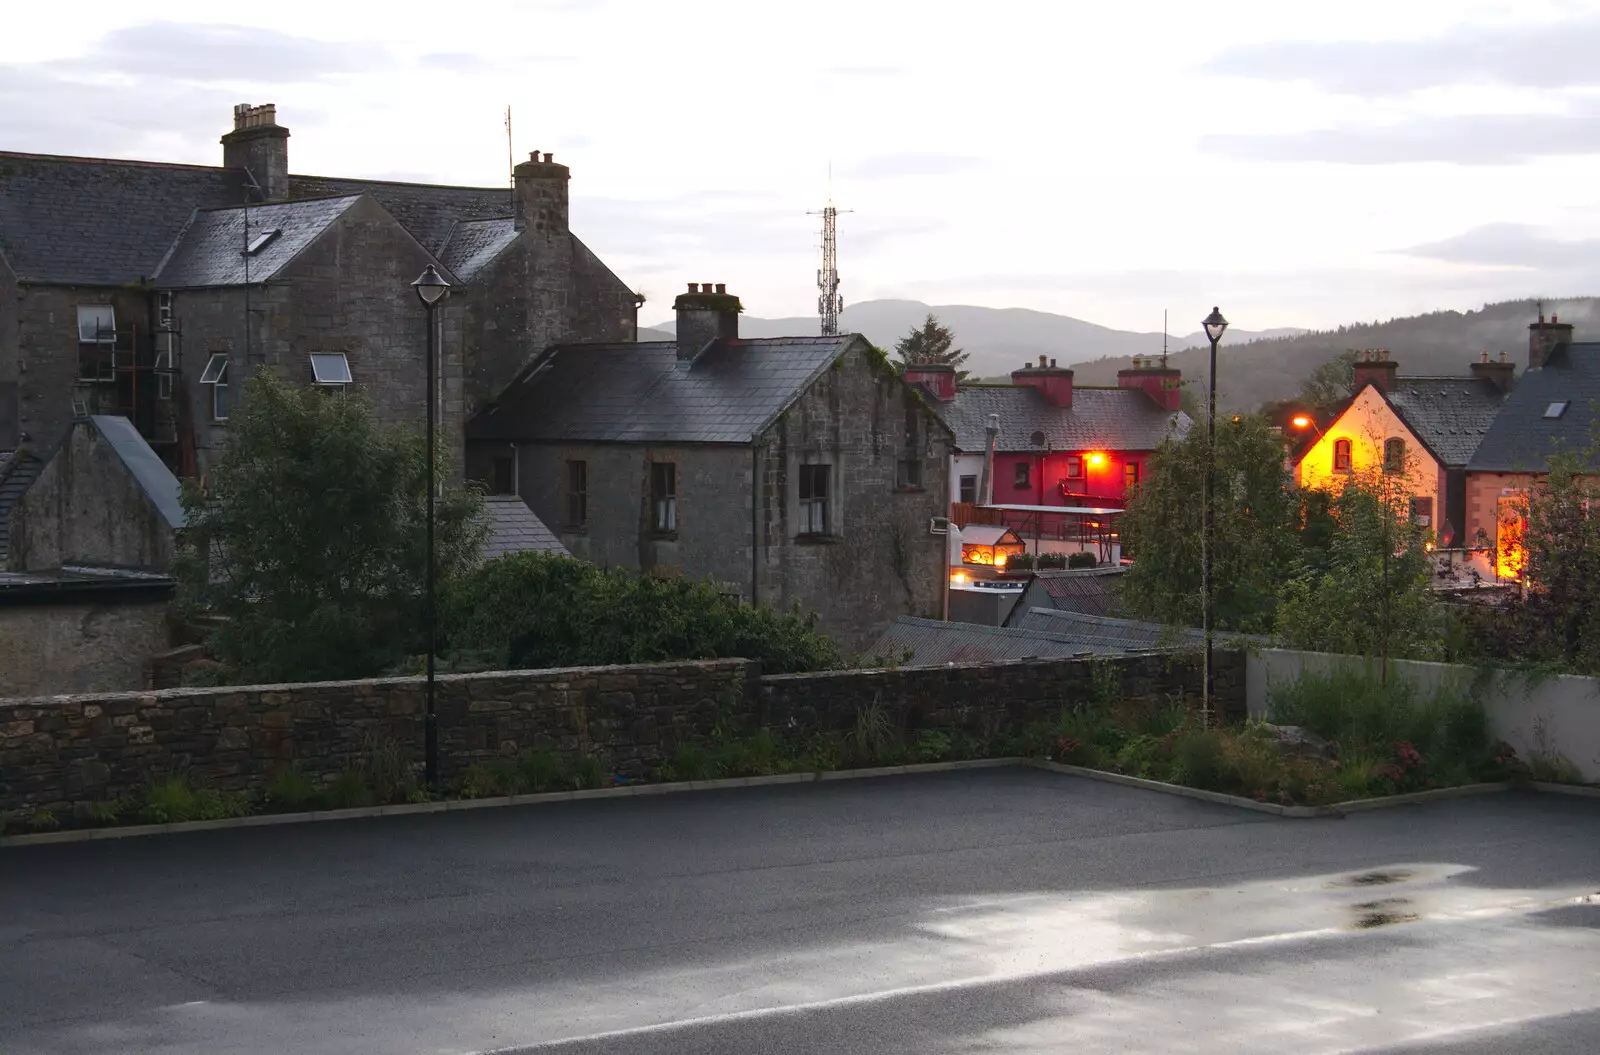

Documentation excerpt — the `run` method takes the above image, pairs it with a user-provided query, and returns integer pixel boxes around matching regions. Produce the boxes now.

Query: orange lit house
[1294,348,1509,550]
[1467,314,1600,581]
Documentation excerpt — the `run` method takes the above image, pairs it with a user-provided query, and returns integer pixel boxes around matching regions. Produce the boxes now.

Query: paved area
[2,769,1598,1054]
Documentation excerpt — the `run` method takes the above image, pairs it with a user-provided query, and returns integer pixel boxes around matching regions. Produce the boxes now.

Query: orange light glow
[1496,494,1528,581]
[1291,415,1312,429]
[1424,541,1435,553]
[951,571,968,585]
[1087,452,1106,468]
[994,553,1008,568]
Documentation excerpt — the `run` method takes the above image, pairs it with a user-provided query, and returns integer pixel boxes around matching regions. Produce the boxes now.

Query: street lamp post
[412,264,451,790]
[1201,306,1228,723]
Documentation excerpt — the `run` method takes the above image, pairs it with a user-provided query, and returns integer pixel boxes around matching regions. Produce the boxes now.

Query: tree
[441,552,844,674]
[1118,415,1302,633]
[175,375,486,683]
[892,313,969,378]
[1296,350,1358,414]
[1274,461,1442,665]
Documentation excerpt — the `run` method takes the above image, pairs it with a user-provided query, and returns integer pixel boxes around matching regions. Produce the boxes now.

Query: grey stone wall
[757,342,952,650]
[0,650,1245,822]
[514,442,754,590]
[0,254,18,448]
[13,284,152,455]
[0,595,171,698]
[7,420,176,571]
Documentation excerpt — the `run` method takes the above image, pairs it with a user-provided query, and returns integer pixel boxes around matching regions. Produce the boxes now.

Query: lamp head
[412,264,452,306]
[1203,306,1229,344]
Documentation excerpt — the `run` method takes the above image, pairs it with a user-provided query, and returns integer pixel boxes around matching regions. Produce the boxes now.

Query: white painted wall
[1247,648,1600,782]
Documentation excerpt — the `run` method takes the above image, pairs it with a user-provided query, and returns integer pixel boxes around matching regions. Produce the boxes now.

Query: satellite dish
[1030,430,1046,447]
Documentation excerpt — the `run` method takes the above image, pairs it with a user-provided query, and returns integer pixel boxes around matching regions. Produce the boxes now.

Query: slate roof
[1385,377,1506,467]
[479,496,570,559]
[0,153,246,284]
[470,336,858,444]
[1005,567,1124,622]
[287,175,512,252]
[89,416,185,529]
[152,196,362,288]
[439,218,520,282]
[933,385,1191,453]
[1471,342,1600,472]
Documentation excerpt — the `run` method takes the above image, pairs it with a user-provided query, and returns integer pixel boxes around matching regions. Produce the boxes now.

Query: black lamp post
[412,264,451,789]
[1201,306,1228,722]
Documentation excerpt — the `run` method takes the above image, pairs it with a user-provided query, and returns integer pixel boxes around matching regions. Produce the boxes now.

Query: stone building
[0,103,638,487]
[468,284,955,651]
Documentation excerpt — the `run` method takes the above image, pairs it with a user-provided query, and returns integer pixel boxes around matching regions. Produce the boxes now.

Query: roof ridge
[197,193,365,214]
[291,171,510,193]
[0,150,228,173]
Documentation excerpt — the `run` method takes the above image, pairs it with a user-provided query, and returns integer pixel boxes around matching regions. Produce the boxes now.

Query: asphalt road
[3,769,1598,1055]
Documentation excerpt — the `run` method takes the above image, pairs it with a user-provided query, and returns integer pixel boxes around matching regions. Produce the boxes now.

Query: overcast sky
[6,0,1600,333]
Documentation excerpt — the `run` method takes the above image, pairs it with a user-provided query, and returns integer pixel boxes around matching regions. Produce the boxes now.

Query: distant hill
[643,299,1302,378]
[1068,297,1600,410]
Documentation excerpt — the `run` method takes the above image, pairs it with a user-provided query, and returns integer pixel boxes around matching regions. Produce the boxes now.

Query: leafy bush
[662,743,720,782]
[1529,750,1583,784]
[1066,552,1098,569]
[1006,553,1036,572]
[264,766,318,811]
[442,552,844,674]
[1171,728,1226,789]
[139,775,249,823]
[85,799,132,825]
[1036,552,1068,569]
[518,748,566,792]
[572,754,607,790]
[851,702,895,765]
[361,735,413,804]
[324,770,375,809]
[1266,667,1491,767]
[912,729,953,763]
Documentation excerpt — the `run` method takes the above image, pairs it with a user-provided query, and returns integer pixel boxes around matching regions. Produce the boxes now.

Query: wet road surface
[3,769,1598,1054]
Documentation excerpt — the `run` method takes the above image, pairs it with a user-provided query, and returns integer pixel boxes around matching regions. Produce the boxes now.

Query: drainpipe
[750,444,761,606]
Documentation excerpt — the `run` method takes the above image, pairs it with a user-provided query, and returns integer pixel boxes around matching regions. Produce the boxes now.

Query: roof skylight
[1545,401,1570,419]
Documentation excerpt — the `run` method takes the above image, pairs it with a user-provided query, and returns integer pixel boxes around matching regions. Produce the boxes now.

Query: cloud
[844,153,982,179]
[1207,16,1600,95]
[420,52,574,73]
[1396,224,1600,270]
[1201,106,1600,165]
[68,22,383,83]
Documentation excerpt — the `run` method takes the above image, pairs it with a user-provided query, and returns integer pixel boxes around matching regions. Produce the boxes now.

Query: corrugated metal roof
[932,385,1191,453]
[89,416,185,529]
[480,496,570,559]
[470,336,858,444]
[1025,567,1124,619]
[152,196,361,288]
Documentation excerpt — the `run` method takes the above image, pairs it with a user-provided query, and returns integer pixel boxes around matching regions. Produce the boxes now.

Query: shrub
[1171,728,1227,789]
[325,770,375,809]
[24,810,60,832]
[518,748,566,792]
[361,735,413,804]
[572,753,607,789]
[912,729,953,763]
[1036,552,1068,569]
[713,728,788,777]
[1529,750,1583,784]
[663,743,720,782]
[851,702,895,765]
[1066,552,1098,569]
[85,799,132,825]
[264,765,318,811]
[140,774,249,822]
[1006,553,1036,572]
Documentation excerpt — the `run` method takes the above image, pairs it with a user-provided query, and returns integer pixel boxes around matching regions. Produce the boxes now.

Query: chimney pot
[544,152,554,163]
[530,151,539,161]
[715,283,726,294]
[687,282,699,293]
[1499,350,1508,362]
[1481,351,1489,363]
[1050,358,1057,368]
[1037,354,1047,368]
[1553,314,1560,324]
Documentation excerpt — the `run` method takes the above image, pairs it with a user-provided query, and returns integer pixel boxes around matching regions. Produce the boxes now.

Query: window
[896,458,922,490]
[245,229,282,255]
[1410,497,1433,528]
[1333,438,1352,473]
[650,461,676,533]
[310,353,353,385]
[1066,454,1083,479]
[1124,460,1141,488]
[959,475,977,504]
[491,454,516,496]
[567,459,587,526]
[153,340,173,400]
[76,305,116,381]
[799,464,830,535]
[1014,461,1031,489]
[1545,401,1570,419]
[1384,437,1405,474]
[199,354,229,421]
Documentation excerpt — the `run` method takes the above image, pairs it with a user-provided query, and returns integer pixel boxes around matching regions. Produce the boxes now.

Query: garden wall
[1247,648,1600,782]
[0,650,1244,821]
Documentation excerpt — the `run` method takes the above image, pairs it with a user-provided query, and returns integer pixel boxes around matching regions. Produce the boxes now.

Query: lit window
[1333,438,1352,473]
[245,229,282,255]
[958,475,977,504]
[1124,461,1141,488]
[1545,401,1570,419]
[651,462,676,533]
[567,459,587,526]
[310,352,353,385]
[1384,437,1405,474]
[1014,462,1031,489]
[1411,497,1433,528]
[1066,455,1083,479]
[199,354,229,421]
[799,464,830,535]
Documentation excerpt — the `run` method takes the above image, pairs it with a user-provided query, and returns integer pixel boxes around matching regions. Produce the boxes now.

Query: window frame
[76,304,115,344]
[1013,461,1031,489]
[1124,460,1141,488]
[490,453,517,496]
[567,459,588,527]
[199,354,230,422]
[1333,438,1353,473]
[1384,437,1405,475]
[650,461,677,535]
[75,305,117,382]
[895,457,923,491]
[958,474,978,504]
[798,463,831,536]
[1065,454,1084,479]
[1410,496,1433,528]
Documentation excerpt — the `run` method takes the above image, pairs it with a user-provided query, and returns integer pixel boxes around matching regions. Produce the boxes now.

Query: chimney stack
[1117,356,1183,411]
[1528,310,1574,370]
[903,362,958,402]
[221,103,289,201]
[674,282,741,360]
[1470,349,1516,393]
[1351,348,1398,394]
[1012,358,1074,407]
[513,149,570,235]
